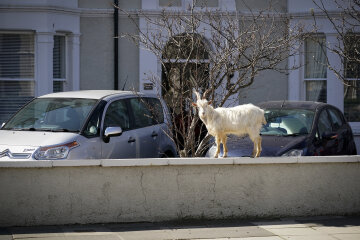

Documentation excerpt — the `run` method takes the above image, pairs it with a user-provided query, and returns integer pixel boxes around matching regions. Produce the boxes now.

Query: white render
[0,156,359,227]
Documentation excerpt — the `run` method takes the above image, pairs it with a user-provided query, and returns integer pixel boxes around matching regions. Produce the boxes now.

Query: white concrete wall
[0,156,359,227]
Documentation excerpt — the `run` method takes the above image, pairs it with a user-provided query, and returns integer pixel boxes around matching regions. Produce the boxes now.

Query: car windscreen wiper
[6,127,78,133]
[10,127,38,131]
[40,128,79,133]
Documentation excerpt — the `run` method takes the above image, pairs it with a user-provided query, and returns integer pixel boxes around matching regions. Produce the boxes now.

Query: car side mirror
[103,126,123,143]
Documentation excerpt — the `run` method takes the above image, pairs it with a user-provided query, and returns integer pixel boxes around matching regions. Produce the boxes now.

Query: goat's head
[192,90,213,120]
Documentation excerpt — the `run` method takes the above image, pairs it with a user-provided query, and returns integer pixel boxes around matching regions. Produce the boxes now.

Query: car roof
[258,101,328,110]
[38,90,148,101]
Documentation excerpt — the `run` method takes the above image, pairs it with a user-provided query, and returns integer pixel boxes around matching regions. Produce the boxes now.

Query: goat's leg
[251,141,257,158]
[249,133,262,158]
[221,135,228,158]
[249,135,257,158]
[214,136,221,158]
[255,136,262,157]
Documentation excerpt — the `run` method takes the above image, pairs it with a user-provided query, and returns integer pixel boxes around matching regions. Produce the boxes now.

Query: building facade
[0,0,359,149]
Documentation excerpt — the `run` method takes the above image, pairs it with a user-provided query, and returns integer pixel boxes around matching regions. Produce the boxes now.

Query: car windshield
[261,108,315,136]
[2,98,98,132]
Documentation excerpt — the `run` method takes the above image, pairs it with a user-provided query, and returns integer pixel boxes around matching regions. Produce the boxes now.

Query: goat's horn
[193,90,201,100]
[202,89,211,99]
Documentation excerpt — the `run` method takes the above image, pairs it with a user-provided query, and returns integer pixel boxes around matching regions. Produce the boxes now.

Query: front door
[314,109,338,155]
[128,98,160,158]
[101,99,137,159]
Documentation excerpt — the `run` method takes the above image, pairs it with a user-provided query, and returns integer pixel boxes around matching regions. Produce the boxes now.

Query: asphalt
[1,216,360,240]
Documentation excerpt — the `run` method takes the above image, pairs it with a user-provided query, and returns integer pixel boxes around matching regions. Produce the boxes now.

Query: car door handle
[151,132,158,137]
[128,137,136,143]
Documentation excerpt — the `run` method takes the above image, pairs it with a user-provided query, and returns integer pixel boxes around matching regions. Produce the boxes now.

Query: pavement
[0,216,360,240]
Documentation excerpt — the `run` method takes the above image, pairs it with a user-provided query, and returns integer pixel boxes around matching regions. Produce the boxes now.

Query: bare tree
[118,1,305,157]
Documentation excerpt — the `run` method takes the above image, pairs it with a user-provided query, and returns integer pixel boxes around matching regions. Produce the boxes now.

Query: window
[162,33,209,113]
[103,100,130,131]
[195,0,218,7]
[262,109,314,136]
[145,98,164,124]
[129,98,153,128]
[328,108,344,131]
[305,36,327,103]
[344,34,360,79]
[306,80,327,103]
[53,35,66,93]
[344,34,360,122]
[0,33,35,124]
[83,101,106,138]
[305,36,327,79]
[159,0,181,7]
[344,80,360,122]
[316,110,332,139]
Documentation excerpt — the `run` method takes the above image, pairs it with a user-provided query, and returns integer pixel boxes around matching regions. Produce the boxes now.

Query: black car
[207,101,357,157]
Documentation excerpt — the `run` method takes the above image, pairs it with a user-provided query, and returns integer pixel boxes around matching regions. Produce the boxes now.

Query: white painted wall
[288,0,340,13]
[0,156,359,227]
[0,2,81,96]
[0,0,77,8]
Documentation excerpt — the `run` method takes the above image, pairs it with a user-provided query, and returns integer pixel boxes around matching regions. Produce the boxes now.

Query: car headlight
[281,149,303,157]
[34,141,79,160]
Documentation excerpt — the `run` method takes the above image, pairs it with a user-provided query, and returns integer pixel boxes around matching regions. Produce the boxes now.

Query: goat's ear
[208,100,213,105]
[191,102,198,107]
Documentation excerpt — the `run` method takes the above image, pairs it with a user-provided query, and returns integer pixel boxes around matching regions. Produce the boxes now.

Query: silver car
[0,90,177,160]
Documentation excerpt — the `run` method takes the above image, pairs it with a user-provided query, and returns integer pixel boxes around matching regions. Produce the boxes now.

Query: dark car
[207,101,357,157]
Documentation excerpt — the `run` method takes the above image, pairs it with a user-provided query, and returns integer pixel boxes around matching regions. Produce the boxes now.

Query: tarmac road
[0,215,359,240]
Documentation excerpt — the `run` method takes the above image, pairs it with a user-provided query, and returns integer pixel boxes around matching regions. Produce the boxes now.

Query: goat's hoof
[214,155,219,158]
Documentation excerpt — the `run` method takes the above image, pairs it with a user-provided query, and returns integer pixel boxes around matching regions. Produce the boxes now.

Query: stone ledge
[0,156,359,168]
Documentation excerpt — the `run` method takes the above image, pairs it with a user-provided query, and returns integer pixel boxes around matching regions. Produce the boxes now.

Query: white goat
[192,90,266,158]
